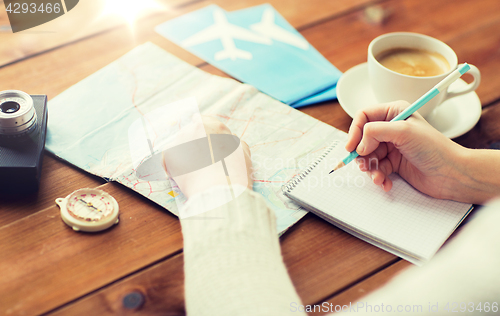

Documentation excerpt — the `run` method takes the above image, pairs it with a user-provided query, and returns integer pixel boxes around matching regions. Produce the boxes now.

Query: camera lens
[0,101,21,114]
[0,90,37,136]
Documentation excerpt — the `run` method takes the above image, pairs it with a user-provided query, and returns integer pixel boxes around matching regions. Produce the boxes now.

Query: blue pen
[330,63,471,174]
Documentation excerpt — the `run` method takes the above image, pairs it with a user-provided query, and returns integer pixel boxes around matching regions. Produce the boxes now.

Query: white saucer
[337,63,482,139]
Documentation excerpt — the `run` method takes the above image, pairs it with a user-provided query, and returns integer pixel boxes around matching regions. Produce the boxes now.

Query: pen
[330,63,471,174]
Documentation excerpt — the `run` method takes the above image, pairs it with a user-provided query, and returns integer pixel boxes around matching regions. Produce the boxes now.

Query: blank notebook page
[286,143,472,261]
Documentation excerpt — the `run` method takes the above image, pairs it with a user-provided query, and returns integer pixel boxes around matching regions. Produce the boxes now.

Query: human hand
[162,116,253,199]
[345,101,468,201]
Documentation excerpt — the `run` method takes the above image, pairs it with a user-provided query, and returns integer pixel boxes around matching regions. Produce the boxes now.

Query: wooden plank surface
[454,101,500,148]
[0,182,183,316]
[0,0,380,97]
[445,21,500,106]
[4,0,500,104]
[0,0,376,68]
[46,213,398,315]
[0,155,105,227]
[0,0,195,67]
[281,214,397,305]
[310,260,412,315]
[50,254,186,316]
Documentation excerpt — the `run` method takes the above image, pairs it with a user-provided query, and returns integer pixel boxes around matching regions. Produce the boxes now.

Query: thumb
[356,121,409,156]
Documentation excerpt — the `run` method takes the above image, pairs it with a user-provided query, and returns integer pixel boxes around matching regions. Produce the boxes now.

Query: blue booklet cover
[156,4,342,106]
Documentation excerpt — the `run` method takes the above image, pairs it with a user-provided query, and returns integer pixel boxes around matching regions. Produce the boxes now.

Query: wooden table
[1,0,500,315]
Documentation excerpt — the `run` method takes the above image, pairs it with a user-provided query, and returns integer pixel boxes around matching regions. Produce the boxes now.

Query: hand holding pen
[334,64,499,204]
[332,63,471,174]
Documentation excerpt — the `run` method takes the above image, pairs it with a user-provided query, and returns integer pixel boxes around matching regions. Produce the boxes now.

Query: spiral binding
[281,141,340,194]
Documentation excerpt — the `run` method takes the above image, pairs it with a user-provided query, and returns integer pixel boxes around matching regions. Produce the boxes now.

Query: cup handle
[443,64,481,101]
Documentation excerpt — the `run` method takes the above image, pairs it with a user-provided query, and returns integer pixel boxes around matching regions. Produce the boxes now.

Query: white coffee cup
[368,32,481,118]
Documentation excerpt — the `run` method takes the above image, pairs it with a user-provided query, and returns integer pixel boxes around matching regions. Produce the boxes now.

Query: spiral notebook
[282,141,473,265]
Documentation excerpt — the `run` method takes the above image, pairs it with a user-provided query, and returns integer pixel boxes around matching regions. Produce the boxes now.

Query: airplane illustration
[181,9,272,61]
[250,8,309,50]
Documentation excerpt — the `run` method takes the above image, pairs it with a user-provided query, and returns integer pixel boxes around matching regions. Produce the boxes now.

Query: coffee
[376,48,450,77]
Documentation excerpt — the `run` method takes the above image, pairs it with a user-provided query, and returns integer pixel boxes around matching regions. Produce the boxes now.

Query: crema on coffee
[376,48,450,77]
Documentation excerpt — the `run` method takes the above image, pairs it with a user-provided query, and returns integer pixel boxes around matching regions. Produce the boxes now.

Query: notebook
[282,141,473,265]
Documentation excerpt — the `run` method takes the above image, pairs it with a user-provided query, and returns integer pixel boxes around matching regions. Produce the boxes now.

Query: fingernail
[357,141,365,154]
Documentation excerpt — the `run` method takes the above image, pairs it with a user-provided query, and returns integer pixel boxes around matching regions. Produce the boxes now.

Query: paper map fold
[46,42,346,234]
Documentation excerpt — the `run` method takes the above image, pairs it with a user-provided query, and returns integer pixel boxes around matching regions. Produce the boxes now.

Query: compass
[56,188,119,232]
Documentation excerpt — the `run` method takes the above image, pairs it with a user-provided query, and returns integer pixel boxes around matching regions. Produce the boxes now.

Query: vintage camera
[0,90,48,192]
